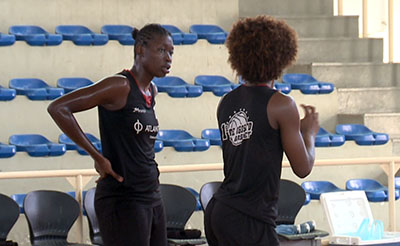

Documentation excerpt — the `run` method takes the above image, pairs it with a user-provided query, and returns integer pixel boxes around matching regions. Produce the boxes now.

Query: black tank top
[96,70,161,206]
[214,85,283,225]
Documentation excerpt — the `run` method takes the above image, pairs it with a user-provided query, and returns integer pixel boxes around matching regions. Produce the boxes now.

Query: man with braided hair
[204,16,320,245]
[48,24,173,246]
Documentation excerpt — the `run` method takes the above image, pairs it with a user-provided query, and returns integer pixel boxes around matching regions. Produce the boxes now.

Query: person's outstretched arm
[47,76,130,182]
[268,93,319,178]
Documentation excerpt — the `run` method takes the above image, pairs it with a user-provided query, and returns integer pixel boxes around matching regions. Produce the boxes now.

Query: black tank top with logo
[214,85,283,225]
[96,70,161,206]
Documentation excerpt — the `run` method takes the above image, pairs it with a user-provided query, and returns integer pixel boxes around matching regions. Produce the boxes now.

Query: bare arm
[268,93,319,178]
[47,75,130,182]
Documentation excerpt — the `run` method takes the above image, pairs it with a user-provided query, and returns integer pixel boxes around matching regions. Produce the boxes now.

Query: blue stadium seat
[194,75,238,96]
[0,142,16,158]
[395,177,400,190]
[282,73,334,94]
[0,32,16,46]
[153,76,202,97]
[9,134,66,157]
[9,78,64,100]
[154,140,164,153]
[315,127,345,147]
[0,85,16,101]
[101,25,135,45]
[346,179,399,202]
[185,187,202,211]
[9,25,62,46]
[162,24,197,45]
[201,128,222,146]
[336,124,389,145]
[301,181,344,200]
[189,24,227,44]
[11,193,26,213]
[274,82,291,94]
[58,133,102,155]
[304,193,311,205]
[56,25,108,45]
[57,77,94,93]
[157,130,210,152]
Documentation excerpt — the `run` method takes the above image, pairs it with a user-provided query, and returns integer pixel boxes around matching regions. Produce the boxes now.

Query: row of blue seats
[0,125,389,158]
[0,24,227,46]
[302,178,400,202]
[0,73,335,100]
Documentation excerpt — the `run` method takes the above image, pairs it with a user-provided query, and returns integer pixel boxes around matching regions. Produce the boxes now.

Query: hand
[300,104,319,137]
[94,157,124,183]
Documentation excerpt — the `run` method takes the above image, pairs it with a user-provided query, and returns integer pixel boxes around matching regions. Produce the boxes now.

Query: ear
[136,44,145,57]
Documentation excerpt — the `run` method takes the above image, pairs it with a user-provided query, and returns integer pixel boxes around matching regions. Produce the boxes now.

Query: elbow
[293,161,313,179]
[295,169,311,179]
[47,102,58,118]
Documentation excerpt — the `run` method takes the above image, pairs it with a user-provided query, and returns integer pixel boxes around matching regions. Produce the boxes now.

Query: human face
[142,35,174,78]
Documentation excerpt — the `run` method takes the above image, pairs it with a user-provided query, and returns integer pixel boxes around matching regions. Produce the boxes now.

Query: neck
[130,65,152,90]
[244,81,273,88]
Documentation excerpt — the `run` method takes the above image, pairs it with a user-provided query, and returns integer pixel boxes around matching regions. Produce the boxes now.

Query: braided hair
[132,24,171,59]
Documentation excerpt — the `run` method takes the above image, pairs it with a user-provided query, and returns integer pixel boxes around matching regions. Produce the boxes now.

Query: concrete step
[239,0,334,17]
[338,113,400,137]
[337,87,400,114]
[286,62,400,88]
[0,90,340,142]
[278,15,359,38]
[0,0,238,32]
[0,38,383,86]
[297,38,383,63]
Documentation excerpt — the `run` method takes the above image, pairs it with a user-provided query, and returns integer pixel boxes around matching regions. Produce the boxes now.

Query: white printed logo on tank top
[220,109,253,146]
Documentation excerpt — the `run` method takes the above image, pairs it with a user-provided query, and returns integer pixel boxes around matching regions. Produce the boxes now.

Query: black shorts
[204,198,279,246]
[95,190,167,246]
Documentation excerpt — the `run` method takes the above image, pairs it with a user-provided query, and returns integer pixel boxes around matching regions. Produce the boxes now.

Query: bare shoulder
[269,91,297,112]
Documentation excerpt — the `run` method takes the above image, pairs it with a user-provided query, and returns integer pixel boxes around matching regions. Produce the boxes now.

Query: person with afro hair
[204,16,320,245]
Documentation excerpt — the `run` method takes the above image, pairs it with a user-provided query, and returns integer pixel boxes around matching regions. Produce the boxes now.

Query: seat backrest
[276,179,306,225]
[24,190,80,244]
[199,181,221,210]
[159,184,197,230]
[0,193,19,241]
[83,187,103,245]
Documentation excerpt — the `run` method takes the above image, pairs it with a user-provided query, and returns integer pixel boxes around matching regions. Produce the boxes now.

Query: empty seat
[395,177,400,190]
[0,193,20,242]
[162,24,197,45]
[83,188,103,245]
[0,142,16,158]
[10,193,26,213]
[277,179,306,225]
[199,181,221,210]
[24,190,89,245]
[346,178,399,202]
[185,187,202,211]
[0,85,16,101]
[9,78,64,100]
[57,77,94,93]
[9,25,63,46]
[59,133,101,155]
[315,127,345,147]
[157,130,210,152]
[9,134,66,157]
[56,25,108,45]
[282,73,334,94]
[153,76,202,97]
[274,82,291,94]
[201,128,221,146]
[336,124,389,145]
[0,32,16,46]
[101,24,135,45]
[154,140,164,153]
[301,181,344,200]
[160,184,207,245]
[189,24,227,44]
[194,75,238,96]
